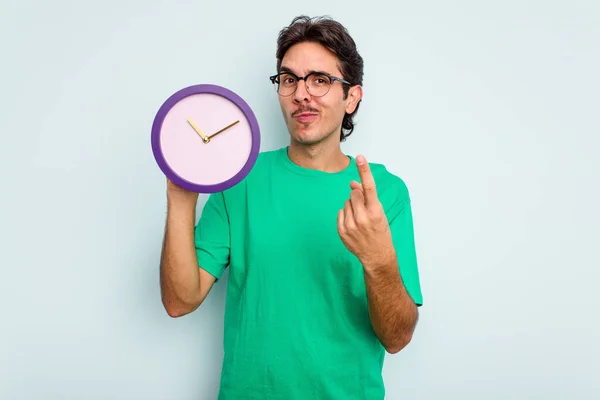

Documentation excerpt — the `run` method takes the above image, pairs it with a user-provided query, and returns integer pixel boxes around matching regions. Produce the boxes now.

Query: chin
[291,128,331,145]
[286,115,336,145]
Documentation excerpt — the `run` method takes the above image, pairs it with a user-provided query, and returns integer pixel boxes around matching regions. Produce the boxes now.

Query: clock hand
[187,118,210,143]
[207,120,240,140]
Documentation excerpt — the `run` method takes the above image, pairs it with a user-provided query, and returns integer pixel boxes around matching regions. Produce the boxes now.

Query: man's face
[276,41,361,146]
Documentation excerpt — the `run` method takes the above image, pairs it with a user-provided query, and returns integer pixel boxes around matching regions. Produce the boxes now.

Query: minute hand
[207,120,240,139]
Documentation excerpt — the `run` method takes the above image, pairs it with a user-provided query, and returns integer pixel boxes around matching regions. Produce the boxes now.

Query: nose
[292,79,311,103]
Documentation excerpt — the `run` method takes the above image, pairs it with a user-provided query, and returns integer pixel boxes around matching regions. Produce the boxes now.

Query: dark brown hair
[275,15,364,141]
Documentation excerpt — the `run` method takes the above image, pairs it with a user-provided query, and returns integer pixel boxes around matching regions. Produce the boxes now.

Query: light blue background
[1,1,599,399]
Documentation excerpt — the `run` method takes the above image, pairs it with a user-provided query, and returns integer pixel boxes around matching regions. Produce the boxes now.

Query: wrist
[167,194,198,219]
[360,246,396,272]
[167,190,198,207]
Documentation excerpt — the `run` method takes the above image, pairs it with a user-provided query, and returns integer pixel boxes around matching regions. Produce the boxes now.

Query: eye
[279,74,297,85]
[309,74,329,85]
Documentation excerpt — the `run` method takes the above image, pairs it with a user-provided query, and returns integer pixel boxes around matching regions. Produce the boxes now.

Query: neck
[287,136,350,173]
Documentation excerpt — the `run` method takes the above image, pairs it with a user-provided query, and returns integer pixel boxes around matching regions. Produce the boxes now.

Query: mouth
[294,112,318,123]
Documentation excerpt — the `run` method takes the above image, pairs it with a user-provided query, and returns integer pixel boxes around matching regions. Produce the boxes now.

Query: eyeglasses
[269,71,351,97]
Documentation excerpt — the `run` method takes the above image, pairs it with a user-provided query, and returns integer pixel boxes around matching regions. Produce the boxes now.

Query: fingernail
[357,155,364,165]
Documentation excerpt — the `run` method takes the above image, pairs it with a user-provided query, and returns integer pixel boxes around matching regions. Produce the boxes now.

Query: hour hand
[187,118,209,143]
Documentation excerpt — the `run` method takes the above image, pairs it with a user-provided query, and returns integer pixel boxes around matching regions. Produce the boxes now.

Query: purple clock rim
[151,84,261,193]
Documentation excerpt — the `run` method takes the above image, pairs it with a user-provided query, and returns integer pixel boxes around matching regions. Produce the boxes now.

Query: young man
[160,15,423,400]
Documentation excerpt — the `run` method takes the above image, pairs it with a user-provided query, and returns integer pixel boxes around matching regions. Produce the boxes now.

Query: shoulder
[221,147,282,199]
[367,160,411,203]
[254,147,282,169]
[363,159,413,220]
[244,147,283,180]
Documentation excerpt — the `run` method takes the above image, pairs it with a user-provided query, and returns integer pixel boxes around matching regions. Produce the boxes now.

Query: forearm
[362,252,418,354]
[160,200,203,315]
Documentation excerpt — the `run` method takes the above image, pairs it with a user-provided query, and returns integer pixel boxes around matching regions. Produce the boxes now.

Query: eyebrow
[279,66,333,76]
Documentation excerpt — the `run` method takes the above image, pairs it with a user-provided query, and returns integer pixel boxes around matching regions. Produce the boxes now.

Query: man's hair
[275,15,364,142]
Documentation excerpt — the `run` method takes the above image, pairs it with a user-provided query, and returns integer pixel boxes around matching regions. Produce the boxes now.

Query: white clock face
[158,92,254,187]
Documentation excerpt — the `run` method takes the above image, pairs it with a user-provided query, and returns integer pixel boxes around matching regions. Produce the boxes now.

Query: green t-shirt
[194,146,423,400]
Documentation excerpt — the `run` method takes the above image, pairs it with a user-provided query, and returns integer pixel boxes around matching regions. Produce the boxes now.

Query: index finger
[356,155,377,204]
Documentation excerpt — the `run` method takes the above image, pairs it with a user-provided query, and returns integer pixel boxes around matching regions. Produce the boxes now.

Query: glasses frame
[269,71,351,97]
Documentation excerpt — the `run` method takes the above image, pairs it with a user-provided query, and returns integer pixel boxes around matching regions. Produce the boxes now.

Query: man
[160,15,423,400]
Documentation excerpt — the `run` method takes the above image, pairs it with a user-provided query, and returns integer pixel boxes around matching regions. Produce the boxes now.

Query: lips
[294,113,318,123]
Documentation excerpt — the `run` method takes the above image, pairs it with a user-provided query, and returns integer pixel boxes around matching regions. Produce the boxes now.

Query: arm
[160,180,216,318]
[337,155,423,353]
[362,253,419,354]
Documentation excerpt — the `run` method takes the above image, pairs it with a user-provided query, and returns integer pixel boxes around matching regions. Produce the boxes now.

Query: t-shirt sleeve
[387,182,424,306]
[194,192,231,281]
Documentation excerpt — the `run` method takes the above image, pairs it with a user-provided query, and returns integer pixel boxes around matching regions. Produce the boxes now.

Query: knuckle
[356,215,369,227]
[368,209,383,222]
[346,217,356,230]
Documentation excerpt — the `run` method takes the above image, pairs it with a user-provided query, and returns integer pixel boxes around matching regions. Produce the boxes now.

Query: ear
[345,85,363,114]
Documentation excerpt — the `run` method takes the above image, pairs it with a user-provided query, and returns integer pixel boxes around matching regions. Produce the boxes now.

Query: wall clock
[151,84,261,193]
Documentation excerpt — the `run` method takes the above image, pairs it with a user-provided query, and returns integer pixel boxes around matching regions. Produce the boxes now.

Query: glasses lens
[306,74,331,97]
[277,73,298,96]
[272,73,333,97]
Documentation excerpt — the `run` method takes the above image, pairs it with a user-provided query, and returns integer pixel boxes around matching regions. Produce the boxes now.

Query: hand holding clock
[166,176,199,206]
